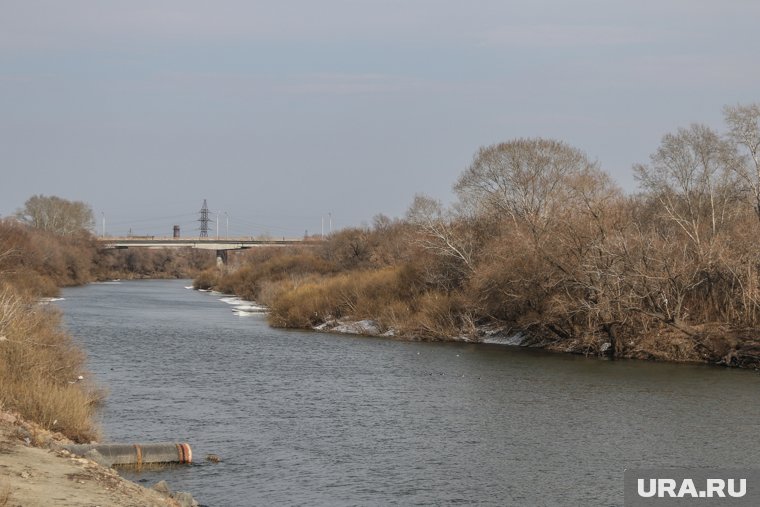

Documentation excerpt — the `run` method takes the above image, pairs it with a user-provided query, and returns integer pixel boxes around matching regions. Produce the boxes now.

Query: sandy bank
[0,411,196,507]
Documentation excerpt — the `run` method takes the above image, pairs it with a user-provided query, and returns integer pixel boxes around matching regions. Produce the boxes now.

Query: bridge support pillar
[216,250,228,267]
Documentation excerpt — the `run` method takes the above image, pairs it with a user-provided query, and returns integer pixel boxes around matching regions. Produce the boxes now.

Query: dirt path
[0,412,183,507]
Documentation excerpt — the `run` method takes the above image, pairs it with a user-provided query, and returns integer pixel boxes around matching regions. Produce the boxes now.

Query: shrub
[0,288,100,442]
[193,269,218,290]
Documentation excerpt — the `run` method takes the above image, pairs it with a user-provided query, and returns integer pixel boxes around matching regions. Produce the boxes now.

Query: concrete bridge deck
[97,237,306,251]
[96,237,311,265]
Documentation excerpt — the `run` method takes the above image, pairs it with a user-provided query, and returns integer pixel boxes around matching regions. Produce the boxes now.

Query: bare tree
[454,138,600,234]
[633,124,741,253]
[406,194,475,273]
[724,102,760,220]
[619,221,704,335]
[15,195,94,236]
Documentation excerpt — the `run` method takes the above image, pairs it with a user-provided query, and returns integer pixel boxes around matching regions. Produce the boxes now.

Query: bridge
[97,236,310,265]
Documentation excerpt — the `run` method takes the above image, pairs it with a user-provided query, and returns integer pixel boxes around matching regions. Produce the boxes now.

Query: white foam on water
[184,286,194,289]
[220,296,244,305]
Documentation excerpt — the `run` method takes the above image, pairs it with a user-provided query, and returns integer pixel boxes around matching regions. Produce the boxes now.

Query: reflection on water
[59,280,760,506]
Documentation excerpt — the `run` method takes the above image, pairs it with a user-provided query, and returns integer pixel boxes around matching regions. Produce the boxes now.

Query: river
[58,279,760,506]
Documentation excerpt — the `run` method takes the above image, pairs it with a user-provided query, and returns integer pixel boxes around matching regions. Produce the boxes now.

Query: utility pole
[216,212,219,240]
[101,212,105,237]
[225,212,229,239]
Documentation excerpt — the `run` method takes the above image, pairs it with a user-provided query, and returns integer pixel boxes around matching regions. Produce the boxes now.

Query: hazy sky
[1,1,758,237]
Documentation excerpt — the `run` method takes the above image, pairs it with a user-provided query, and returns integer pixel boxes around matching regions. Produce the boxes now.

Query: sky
[1,1,758,238]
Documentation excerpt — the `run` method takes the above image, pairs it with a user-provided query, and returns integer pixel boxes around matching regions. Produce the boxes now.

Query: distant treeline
[0,216,215,296]
[196,103,760,368]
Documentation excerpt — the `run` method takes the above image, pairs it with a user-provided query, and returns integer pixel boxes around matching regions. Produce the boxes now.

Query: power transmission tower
[198,199,212,238]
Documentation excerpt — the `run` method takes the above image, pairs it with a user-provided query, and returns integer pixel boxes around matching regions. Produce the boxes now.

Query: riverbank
[0,409,198,507]
[311,317,760,366]
[191,223,760,371]
[208,286,760,369]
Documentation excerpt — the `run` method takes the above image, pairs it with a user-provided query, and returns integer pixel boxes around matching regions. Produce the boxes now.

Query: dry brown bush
[402,291,475,340]
[0,219,96,290]
[0,288,100,442]
[200,248,336,302]
[93,247,214,280]
[267,268,411,329]
[264,265,479,340]
[267,278,332,328]
[193,269,218,290]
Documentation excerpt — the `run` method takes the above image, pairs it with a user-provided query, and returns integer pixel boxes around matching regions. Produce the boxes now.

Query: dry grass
[209,250,336,301]
[192,269,216,290]
[267,268,403,328]
[196,243,480,339]
[265,267,478,340]
[404,291,476,340]
[0,287,101,443]
[208,248,478,340]
[0,479,11,507]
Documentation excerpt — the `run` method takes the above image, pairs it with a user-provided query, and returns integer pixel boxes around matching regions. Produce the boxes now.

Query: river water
[58,279,760,506]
